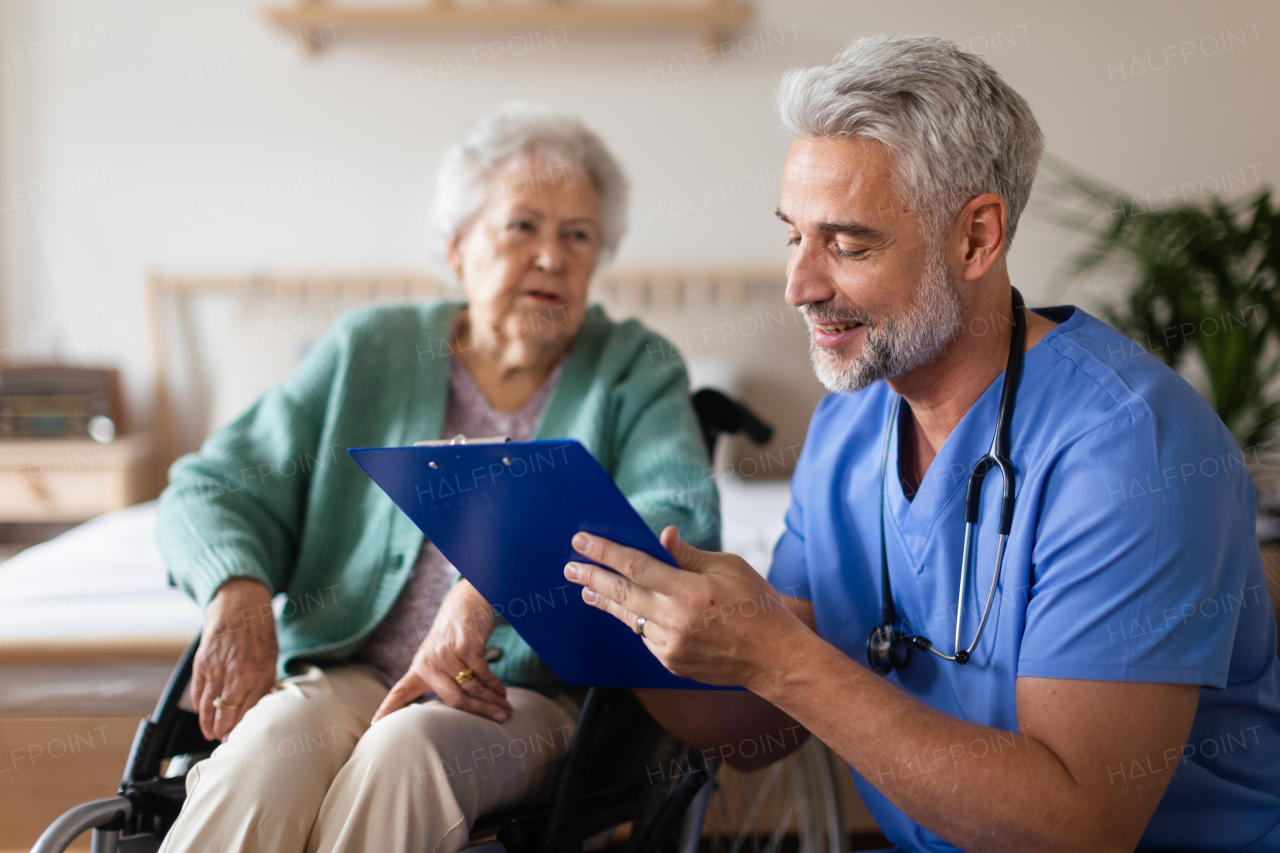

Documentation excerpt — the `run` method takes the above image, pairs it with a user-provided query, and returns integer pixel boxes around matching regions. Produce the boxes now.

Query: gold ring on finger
[454,669,475,687]
[212,696,241,711]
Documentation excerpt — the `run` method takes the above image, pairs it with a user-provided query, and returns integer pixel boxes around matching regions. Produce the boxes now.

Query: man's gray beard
[804,251,961,394]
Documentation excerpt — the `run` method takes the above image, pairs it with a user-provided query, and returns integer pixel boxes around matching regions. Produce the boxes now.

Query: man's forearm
[754,632,1124,853]
[633,687,809,771]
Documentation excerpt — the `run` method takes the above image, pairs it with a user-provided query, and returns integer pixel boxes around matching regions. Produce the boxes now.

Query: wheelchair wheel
[677,736,844,853]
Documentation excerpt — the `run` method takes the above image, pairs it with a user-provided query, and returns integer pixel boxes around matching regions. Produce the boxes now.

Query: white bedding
[0,478,792,715]
[0,502,201,642]
[0,502,201,715]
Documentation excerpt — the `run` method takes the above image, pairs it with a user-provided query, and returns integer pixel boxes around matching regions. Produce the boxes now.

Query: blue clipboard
[349,440,725,690]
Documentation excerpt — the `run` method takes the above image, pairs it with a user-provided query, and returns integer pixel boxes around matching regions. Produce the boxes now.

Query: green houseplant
[1038,157,1280,454]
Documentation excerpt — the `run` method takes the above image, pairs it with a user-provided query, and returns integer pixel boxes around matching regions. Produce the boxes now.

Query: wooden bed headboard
[146,266,818,477]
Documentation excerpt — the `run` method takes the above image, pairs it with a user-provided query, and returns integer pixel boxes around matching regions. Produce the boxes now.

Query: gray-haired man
[565,35,1280,852]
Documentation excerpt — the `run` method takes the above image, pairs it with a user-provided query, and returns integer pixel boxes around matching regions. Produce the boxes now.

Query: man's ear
[954,193,1007,282]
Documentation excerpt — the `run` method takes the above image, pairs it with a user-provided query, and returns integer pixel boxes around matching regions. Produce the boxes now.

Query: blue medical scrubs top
[768,306,1280,852]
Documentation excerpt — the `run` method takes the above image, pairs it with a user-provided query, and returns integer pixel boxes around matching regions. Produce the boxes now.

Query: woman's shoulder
[580,304,683,378]
[330,300,460,335]
[321,300,462,356]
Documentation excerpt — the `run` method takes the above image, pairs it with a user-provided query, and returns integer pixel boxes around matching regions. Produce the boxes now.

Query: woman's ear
[444,231,465,281]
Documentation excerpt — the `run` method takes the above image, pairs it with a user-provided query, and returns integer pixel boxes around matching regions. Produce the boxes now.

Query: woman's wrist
[448,579,496,637]
[210,577,271,607]
[208,578,274,635]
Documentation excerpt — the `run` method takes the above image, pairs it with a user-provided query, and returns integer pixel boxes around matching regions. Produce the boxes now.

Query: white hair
[776,34,1044,248]
[430,103,629,272]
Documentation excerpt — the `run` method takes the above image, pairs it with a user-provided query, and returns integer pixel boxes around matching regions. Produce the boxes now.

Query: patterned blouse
[351,352,564,687]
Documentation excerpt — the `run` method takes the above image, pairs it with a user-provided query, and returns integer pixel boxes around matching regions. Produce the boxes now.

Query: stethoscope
[866,288,1026,674]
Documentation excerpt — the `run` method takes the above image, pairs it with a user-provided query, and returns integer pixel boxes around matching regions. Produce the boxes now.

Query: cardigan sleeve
[608,326,721,551]
[156,325,344,610]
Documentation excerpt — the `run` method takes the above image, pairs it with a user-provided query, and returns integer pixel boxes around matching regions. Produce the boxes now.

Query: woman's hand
[564,527,809,693]
[192,578,280,742]
[372,579,513,723]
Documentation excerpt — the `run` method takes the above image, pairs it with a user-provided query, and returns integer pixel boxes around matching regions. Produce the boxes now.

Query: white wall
[1,0,1277,457]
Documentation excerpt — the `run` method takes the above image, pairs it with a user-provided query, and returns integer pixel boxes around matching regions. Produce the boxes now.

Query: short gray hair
[776,35,1043,248]
[431,103,629,267]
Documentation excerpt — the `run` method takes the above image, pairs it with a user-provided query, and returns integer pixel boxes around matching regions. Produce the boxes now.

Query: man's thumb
[661,526,706,571]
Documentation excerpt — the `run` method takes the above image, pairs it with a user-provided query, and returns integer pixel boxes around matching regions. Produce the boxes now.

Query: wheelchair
[31,389,855,853]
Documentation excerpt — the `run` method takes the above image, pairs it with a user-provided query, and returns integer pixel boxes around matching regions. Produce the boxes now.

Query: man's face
[778,137,960,394]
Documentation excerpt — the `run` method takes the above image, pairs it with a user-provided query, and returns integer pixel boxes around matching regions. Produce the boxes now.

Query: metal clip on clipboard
[413,435,511,447]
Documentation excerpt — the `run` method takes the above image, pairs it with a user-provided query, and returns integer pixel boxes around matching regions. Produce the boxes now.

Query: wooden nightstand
[0,434,159,523]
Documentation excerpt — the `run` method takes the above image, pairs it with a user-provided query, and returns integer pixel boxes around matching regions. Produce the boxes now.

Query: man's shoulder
[1029,306,1235,452]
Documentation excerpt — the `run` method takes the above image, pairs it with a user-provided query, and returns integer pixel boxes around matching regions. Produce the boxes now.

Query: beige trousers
[158,665,579,853]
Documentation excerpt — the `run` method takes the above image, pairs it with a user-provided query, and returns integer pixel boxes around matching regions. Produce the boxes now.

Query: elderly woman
[155,104,718,853]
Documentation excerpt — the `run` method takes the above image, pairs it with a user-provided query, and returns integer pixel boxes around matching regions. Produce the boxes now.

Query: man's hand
[192,578,279,742]
[564,527,807,691]
[372,580,512,723]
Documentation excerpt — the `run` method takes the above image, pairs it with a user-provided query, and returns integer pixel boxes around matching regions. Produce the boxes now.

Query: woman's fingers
[191,664,213,740]
[457,645,507,700]
[196,681,218,742]
[437,651,506,707]
[425,667,511,721]
[192,644,223,741]
[454,663,509,706]
[192,627,278,741]
[457,668,512,716]
[456,678,511,715]
[212,696,241,741]
[373,670,428,723]
[431,649,512,718]
[210,671,273,741]
[374,658,511,723]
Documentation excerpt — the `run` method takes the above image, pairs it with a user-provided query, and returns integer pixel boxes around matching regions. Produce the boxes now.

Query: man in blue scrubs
[564,34,1280,852]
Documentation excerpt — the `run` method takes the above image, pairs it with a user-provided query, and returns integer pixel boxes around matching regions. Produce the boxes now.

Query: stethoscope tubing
[876,288,1026,667]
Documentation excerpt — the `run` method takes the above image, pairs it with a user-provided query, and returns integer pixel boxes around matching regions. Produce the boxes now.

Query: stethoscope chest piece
[867,624,912,674]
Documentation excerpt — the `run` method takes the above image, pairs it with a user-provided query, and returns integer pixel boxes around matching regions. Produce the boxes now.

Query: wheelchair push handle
[29,795,132,853]
[691,388,775,458]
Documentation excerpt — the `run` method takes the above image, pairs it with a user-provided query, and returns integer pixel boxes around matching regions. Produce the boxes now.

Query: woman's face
[447,156,602,356]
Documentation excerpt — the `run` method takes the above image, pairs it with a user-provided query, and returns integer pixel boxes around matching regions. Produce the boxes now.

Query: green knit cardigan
[156,301,720,691]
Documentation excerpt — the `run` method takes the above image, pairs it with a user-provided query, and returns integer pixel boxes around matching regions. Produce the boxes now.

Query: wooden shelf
[265,2,753,49]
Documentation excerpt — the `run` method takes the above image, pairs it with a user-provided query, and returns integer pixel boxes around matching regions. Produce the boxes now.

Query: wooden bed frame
[143,266,795,469]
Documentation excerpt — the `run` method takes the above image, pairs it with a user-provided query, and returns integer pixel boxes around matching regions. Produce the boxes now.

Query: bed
[0,268,850,849]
